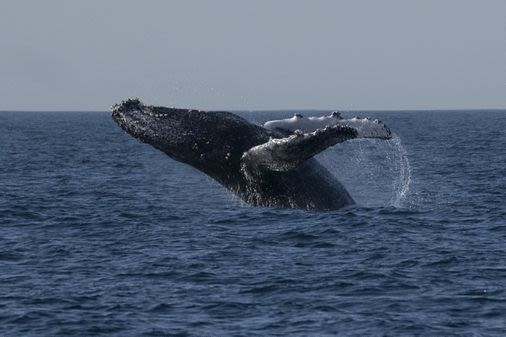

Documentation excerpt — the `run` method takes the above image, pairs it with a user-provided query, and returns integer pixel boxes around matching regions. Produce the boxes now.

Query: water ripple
[0,111,505,336]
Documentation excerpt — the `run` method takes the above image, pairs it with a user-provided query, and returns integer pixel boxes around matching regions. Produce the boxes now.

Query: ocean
[0,109,505,336]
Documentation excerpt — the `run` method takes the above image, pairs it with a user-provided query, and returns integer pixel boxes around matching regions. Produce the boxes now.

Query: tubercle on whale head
[111,98,172,119]
[111,97,142,114]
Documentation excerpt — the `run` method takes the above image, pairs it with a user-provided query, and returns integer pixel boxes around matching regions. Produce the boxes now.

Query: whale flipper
[264,114,392,140]
[241,125,358,172]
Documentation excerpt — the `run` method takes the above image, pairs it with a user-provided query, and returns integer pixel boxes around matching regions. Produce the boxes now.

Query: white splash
[317,133,412,208]
[387,135,412,208]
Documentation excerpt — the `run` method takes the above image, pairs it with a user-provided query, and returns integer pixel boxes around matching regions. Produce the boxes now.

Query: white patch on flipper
[263,112,341,133]
[242,132,306,171]
[264,113,391,139]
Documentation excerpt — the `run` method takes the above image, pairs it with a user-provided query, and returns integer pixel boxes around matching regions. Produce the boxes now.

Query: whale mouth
[111,98,205,123]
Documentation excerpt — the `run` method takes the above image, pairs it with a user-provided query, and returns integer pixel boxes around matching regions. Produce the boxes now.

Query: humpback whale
[111,98,392,211]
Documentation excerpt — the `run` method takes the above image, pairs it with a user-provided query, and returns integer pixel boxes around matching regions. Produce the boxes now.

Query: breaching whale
[111,98,392,211]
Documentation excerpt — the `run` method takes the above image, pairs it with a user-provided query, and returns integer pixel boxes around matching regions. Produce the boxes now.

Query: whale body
[111,99,392,211]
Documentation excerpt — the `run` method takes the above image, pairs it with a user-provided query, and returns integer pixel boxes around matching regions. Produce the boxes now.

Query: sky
[0,0,505,111]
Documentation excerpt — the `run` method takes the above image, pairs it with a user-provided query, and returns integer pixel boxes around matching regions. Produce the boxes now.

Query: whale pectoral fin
[241,125,358,172]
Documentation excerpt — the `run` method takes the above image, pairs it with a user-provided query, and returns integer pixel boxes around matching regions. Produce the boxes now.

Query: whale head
[111,98,267,177]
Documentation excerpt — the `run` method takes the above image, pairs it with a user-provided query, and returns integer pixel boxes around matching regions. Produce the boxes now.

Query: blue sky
[1,0,504,110]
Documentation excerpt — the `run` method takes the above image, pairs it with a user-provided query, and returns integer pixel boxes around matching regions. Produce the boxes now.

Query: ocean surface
[0,109,505,336]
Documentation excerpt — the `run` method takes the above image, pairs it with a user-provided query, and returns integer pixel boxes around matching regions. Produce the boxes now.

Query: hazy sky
[1,0,504,110]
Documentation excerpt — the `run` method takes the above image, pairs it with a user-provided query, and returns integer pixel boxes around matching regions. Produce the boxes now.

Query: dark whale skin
[111,99,354,210]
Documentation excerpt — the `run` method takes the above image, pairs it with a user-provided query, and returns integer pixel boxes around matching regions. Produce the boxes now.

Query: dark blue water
[1,110,505,336]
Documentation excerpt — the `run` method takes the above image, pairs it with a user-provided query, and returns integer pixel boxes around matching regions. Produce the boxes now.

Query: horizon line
[1,107,506,113]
